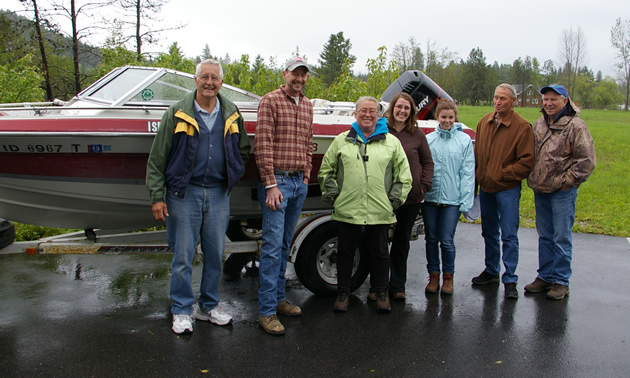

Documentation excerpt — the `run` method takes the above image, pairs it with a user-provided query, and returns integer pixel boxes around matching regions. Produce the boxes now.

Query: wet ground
[1,222,629,377]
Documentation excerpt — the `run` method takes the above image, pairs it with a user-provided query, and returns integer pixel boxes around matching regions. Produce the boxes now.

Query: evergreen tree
[318,32,356,88]
[459,47,490,105]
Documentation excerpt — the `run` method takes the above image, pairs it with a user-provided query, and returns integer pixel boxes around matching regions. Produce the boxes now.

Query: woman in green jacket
[319,96,412,314]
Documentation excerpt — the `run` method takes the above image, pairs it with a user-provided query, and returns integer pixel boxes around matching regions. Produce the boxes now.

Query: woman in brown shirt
[380,92,434,301]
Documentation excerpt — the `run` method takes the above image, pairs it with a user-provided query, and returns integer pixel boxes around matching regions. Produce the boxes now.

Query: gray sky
[6,0,626,79]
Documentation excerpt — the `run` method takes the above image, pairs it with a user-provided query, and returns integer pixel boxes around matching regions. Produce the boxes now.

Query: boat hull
[0,110,472,230]
[0,125,338,229]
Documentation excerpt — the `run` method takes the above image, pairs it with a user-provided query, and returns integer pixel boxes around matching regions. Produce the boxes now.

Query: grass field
[458,105,630,237]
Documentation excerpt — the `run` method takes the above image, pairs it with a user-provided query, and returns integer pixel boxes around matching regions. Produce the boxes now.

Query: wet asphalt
[1,222,629,377]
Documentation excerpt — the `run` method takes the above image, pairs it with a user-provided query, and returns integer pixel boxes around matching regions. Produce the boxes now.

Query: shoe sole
[172,328,193,335]
[524,286,553,293]
[377,307,391,313]
[195,313,233,326]
[440,290,453,296]
[547,292,569,300]
[259,324,285,336]
[276,311,302,317]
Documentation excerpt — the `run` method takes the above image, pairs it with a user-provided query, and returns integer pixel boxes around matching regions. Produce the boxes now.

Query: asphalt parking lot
[1,222,629,377]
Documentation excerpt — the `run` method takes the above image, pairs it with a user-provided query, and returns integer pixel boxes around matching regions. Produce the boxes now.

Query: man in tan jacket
[524,83,595,300]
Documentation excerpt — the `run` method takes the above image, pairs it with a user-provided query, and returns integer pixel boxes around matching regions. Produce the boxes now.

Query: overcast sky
[6,0,626,80]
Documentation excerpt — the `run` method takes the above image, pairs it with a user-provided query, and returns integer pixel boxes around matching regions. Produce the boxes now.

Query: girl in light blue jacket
[422,100,475,295]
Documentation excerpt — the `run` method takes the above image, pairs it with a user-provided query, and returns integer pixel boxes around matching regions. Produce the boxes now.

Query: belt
[426,202,450,207]
[274,169,302,177]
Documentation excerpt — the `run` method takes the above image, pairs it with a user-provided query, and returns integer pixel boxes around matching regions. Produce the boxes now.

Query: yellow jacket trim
[174,110,199,136]
[224,112,241,136]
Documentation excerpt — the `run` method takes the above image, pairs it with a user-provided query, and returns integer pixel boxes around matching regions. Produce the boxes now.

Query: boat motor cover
[381,70,454,121]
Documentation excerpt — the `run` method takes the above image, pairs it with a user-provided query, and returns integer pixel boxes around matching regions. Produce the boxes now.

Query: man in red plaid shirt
[255,56,313,336]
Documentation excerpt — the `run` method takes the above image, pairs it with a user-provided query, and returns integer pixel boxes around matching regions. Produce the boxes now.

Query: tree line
[1,2,629,111]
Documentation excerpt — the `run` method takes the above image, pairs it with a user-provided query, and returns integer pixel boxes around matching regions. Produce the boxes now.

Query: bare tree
[391,36,423,73]
[19,0,54,100]
[115,0,184,62]
[557,27,588,98]
[611,18,630,111]
[424,39,456,79]
[49,0,115,94]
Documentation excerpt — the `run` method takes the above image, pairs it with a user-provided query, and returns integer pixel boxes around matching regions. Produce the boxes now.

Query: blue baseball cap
[540,83,569,97]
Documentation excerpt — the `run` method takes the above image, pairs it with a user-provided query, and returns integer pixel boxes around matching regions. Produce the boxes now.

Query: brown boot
[276,300,302,317]
[376,291,391,313]
[425,272,440,294]
[333,292,349,312]
[441,273,454,295]
[258,314,285,336]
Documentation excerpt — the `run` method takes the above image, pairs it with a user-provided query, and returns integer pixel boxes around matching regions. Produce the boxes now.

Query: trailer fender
[289,212,333,263]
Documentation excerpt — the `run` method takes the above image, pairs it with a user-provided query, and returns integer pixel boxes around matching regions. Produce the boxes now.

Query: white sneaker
[194,304,233,326]
[172,314,193,334]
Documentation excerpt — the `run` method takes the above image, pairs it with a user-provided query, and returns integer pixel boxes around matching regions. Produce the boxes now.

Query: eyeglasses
[357,109,378,115]
[197,75,221,83]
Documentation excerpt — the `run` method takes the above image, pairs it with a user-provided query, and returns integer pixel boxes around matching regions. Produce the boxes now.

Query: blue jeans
[166,184,229,315]
[257,173,307,317]
[479,186,521,283]
[534,187,577,286]
[422,202,461,274]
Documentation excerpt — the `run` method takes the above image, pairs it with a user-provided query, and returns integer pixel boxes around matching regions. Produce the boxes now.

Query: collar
[194,96,221,117]
[492,108,515,127]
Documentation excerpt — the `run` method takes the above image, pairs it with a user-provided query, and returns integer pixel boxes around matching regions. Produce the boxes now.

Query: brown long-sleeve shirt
[389,127,434,204]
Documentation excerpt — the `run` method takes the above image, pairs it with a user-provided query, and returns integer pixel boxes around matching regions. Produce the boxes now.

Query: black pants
[337,222,390,294]
[389,203,423,293]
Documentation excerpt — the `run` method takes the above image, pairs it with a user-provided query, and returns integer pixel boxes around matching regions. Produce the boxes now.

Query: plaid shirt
[255,85,313,187]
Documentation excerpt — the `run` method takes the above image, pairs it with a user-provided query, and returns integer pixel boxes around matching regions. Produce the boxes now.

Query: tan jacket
[474,109,534,193]
[527,105,595,193]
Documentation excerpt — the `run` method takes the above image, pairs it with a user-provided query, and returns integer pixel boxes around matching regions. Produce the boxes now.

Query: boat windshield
[88,68,156,103]
[84,66,261,107]
[126,71,197,106]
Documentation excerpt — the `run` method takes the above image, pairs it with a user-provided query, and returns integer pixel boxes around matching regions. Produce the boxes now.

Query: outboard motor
[381,70,454,121]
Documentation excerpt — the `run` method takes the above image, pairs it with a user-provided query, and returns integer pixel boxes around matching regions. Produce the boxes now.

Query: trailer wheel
[294,221,369,296]
[226,219,262,241]
[223,252,258,279]
[0,219,16,250]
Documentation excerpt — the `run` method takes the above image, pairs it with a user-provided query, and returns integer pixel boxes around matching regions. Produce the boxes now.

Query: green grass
[14,223,78,242]
[458,105,630,237]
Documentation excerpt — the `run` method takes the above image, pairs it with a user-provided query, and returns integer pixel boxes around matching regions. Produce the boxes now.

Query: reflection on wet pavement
[0,223,629,376]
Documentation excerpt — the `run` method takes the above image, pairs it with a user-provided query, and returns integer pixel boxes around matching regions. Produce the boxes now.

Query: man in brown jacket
[524,84,595,300]
[472,83,534,299]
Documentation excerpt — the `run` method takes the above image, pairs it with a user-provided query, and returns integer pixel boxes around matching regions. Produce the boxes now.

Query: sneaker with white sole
[172,314,193,334]
[194,304,233,326]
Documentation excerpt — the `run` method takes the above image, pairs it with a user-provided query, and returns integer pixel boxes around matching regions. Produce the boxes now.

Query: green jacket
[318,126,412,225]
